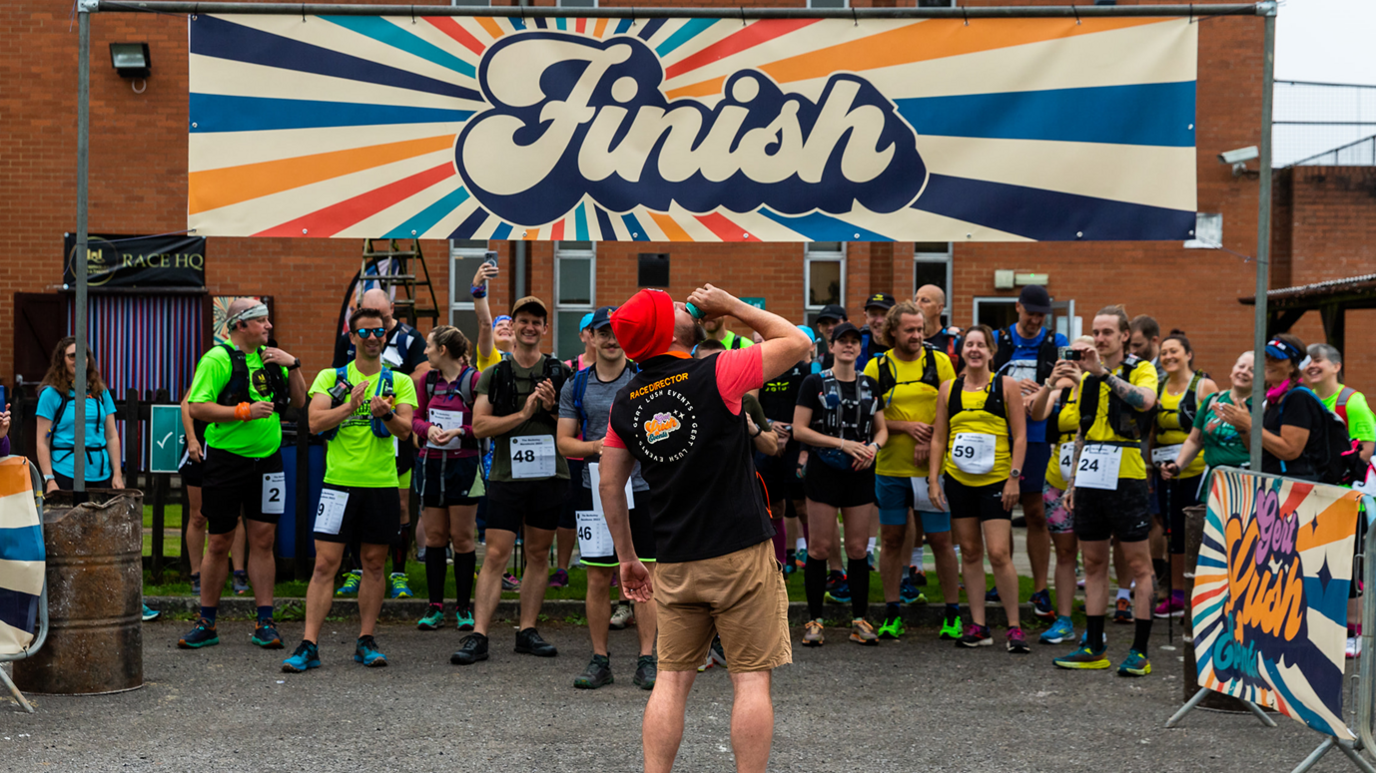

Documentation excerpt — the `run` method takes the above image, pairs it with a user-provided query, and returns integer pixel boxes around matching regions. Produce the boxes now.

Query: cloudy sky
[1276,0,1376,85]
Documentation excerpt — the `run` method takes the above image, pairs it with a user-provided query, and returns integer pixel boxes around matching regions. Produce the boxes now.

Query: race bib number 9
[315,488,349,535]
[261,471,286,515]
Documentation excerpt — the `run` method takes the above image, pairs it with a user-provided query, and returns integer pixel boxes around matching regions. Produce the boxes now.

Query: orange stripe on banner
[0,459,34,497]
[667,17,1167,99]
[476,16,505,40]
[255,162,454,238]
[189,135,455,215]
[648,212,692,242]
[551,219,565,240]
[1297,493,1363,551]
[593,18,608,38]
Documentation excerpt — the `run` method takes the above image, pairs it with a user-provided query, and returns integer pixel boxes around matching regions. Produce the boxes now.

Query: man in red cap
[598,284,811,773]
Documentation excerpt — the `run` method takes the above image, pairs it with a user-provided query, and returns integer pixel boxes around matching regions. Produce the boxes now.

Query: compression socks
[847,557,870,620]
[257,606,273,624]
[391,523,410,575]
[201,606,217,625]
[425,546,449,606]
[454,551,477,610]
[911,545,926,570]
[804,556,828,620]
[1086,615,1105,651]
[1133,619,1153,653]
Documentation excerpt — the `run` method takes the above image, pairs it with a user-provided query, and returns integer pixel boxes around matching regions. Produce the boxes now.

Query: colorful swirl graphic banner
[1191,468,1363,740]
[188,14,1198,242]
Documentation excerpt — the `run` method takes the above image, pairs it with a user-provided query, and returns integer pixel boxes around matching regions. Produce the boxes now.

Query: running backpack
[1157,371,1206,433]
[488,355,568,421]
[993,326,1058,385]
[45,385,111,464]
[872,345,940,400]
[1077,356,1158,441]
[570,362,638,438]
[947,375,1007,421]
[1279,385,1367,486]
[215,342,290,413]
[317,367,394,441]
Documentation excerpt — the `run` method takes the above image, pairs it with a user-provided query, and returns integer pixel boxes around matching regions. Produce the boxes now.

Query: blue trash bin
[277,440,326,560]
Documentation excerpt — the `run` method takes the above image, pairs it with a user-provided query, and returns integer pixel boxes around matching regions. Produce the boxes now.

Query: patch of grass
[142,503,184,530]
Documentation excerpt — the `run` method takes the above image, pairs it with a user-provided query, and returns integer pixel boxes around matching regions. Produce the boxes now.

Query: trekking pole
[1162,479,1177,651]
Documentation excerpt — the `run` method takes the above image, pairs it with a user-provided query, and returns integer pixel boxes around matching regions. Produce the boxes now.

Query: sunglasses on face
[354,327,387,339]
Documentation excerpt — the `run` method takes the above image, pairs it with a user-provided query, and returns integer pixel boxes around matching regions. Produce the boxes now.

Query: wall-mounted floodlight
[109,43,151,79]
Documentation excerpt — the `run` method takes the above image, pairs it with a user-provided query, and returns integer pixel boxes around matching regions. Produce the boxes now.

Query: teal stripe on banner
[574,204,589,241]
[758,208,894,242]
[895,81,1196,147]
[491,223,514,240]
[0,526,44,563]
[555,17,566,31]
[321,15,477,79]
[190,93,472,132]
[621,213,648,241]
[656,19,718,57]
[385,186,470,239]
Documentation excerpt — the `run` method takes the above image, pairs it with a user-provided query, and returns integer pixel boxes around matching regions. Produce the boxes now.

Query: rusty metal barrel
[13,489,144,695]
[1181,502,1250,712]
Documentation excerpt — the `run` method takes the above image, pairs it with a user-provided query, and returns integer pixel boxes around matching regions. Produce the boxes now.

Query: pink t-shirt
[603,347,764,449]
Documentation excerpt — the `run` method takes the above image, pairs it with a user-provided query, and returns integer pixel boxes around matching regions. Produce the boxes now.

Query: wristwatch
[44,474,55,482]
[287,358,301,371]
[1009,468,1022,479]
[381,409,395,421]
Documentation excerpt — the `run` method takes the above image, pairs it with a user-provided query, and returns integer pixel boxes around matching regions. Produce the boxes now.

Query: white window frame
[450,0,491,6]
[804,242,846,313]
[554,241,597,359]
[807,0,849,8]
[449,240,490,326]
[972,296,1080,340]
[914,241,954,325]
[557,0,598,7]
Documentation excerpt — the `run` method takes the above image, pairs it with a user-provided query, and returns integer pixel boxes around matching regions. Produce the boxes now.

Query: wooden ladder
[358,238,439,328]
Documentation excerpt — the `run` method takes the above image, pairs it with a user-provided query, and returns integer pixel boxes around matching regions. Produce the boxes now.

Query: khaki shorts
[654,540,792,673]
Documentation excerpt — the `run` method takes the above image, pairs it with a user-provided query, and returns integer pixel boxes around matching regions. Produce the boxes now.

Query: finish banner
[1191,468,1363,740]
[188,14,1198,242]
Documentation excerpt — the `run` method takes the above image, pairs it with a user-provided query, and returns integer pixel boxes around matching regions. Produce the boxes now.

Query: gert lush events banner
[187,15,1198,242]
[1191,468,1363,740]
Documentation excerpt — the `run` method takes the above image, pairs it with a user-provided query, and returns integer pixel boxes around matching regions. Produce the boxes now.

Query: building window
[917,0,956,6]
[914,242,953,327]
[449,239,489,334]
[808,0,847,8]
[555,241,596,360]
[559,0,597,7]
[805,242,846,313]
[451,0,491,6]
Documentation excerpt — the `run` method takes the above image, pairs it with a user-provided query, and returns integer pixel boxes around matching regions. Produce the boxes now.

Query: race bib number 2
[261,472,286,515]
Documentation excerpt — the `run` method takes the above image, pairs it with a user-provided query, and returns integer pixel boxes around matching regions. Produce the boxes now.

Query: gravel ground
[0,619,1363,772]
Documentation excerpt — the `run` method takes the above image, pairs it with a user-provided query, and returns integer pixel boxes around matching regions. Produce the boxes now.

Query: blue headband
[493,315,512,329]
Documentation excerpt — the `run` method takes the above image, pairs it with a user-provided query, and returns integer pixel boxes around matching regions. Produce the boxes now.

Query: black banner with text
[64,233,206,289]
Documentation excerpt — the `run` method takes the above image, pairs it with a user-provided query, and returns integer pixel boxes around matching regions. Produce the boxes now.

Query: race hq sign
[188,14,1199,242]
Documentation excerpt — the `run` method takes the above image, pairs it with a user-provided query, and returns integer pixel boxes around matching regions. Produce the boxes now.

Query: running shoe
[502,572,522,591]
[697,636,727,671]
[548,568,570,588]
[824,570,847,595]
[1080,630,1108,649]
[938,615,962,641]
[190,573,201,595]
[609,603,635,630]
[417,604,446,630]
[142,604,160,622]
[354,635,388,667]
[634,655,657,690]
[177,618,219,649]
[984,586,1000,603]
[850,619,879,646]
[335,569,362,597]
[867,551,878,573]
[877,615,905,640]
[1113,596,1133,624]
[1347,637,1362,659]
[574,655,614,689]
[908,566,928,587]
[1031,589,1056,622]
[1040,616,1076,645]
[1054,645,1110,670]
[515,627,557,657]
[802,619,825,647]
[452,633,489,665]
[456,607,475,631]
[795,547,808,571]
[1153,590,1186,619]
[899,576,921,604]
[824,581,852,605]
[958,623,993,648]
[251,621,283,649]
[782,562,796,578]
[281,641,320,673]
[388,572,413,599]
[1117,649,1152,677]
[232,570,250,596]
[1006,626,1030,654]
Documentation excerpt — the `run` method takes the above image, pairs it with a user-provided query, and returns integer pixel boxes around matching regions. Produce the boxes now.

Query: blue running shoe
[177,618,219,649]
[252,620,284,649]
[417,604,445,630]
[1031,589,1056,622]
[388,572,413,599]
[354,635,388,667]
[336,569,362,597]
[282,641,320,673]
[1054,645,1110,670]
[825,581,852,605]
[1040,616,1076,645]
[1118,649,1152,677]
[899,576,920,604]
[456,607,475,631]
[142,603,160,622]
[867,551,878,572]
[985,586,1000,603]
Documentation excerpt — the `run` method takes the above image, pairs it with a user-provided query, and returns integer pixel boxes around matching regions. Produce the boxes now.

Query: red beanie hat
[611,289,676,362]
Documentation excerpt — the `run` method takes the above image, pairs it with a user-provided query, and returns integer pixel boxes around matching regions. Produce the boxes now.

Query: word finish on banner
[188,14,1199,242]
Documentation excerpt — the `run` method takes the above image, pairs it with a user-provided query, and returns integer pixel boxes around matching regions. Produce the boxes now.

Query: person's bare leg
[1022,491,1049,594]
[728,670,774,773]
[1052,533,1080,617]
[304,541,345,643]
[587,566,613,656]
[1081,540,1111,616]
[926,529,961,604]
[200,530,235,610]
[985,520,1019,628]
[231,518,247,574]
[1121,539,1156,623]
[473,530,514,636]
[1112,537,1132,597]
[557,526,576,572]
[186,486,206,576]
[519,525,555,629]
[244,520,277,608]
[879,520,908,602]
[954,518,986,626]
[911,515,925,572]
[644,669,696,773]
[357,542,389,637]
[636,564,658,656]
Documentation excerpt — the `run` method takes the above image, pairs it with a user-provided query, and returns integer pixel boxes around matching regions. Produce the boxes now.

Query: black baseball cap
[1018,285,1053,314]
[864,293,895,311]
[816,304,847,323]
[830,321,863,343]
[589,305,616,331]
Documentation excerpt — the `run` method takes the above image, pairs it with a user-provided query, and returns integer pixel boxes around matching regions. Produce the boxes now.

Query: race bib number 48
[511,435,556,479]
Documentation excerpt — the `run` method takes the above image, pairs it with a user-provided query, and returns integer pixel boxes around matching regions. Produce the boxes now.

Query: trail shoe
[177,618,219,649]
[802,619,825,647]
[452,633,489,665]
[516,628,558,657]
[251,621,284,649]
[574,655,614,689]
[824,580,852,605]
[282,641,320,673]
[1117,649,1152,677]
[850,619,879,646]
[938,615,962,641]
[878,615,906,640]
[190,573,201,595]
[634,655,658,690]
[388,572,413,599]
[354,635,388,667]
[1040,616,1076,645]
[1031,589,1056,622]
[232,570,250,596]
[142,604,160,622]
[456,607,475,631]
[335,569,362,597]
[1153,590,1186,619]
[548,568,570,588]
[609,603,635,630]
[899,576,921,604]
[1006,626,1030,654]
[502,572,522,591]
[417,604,446,631]
[698,636,727,671]
[984,586,1000,603]
[1347,636,1362,659]
[1113,596,1133,624]
[909,566,928,586]
[1054,645,1111,670]
[867,551,878,573]
[958,624,993,648]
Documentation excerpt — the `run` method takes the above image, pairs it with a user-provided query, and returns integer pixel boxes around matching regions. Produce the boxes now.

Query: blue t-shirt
[996,326,1068,443]
[37,387,118,480]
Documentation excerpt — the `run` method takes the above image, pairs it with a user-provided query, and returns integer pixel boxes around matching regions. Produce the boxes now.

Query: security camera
[1218,146,1259,165]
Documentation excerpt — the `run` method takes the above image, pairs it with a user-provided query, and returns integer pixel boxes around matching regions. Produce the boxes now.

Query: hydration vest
[947,375,1007,421]
[993,326,1059,385]
[1156,371,1206,434]
[318,366,395,441]
[488,354,568,423]
[1077,355,1157,442]
[215,342,290,413]
[872,345,941,401]
[571,362,638,438]
[44,385,111,468]
[817,370,877,441]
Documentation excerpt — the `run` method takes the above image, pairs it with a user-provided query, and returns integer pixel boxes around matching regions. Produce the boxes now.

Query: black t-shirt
[927,328,963,373]
[1262,386,1327,479]
[759,361,809,423]
[797,372,883,443]
[332,322,427,375]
